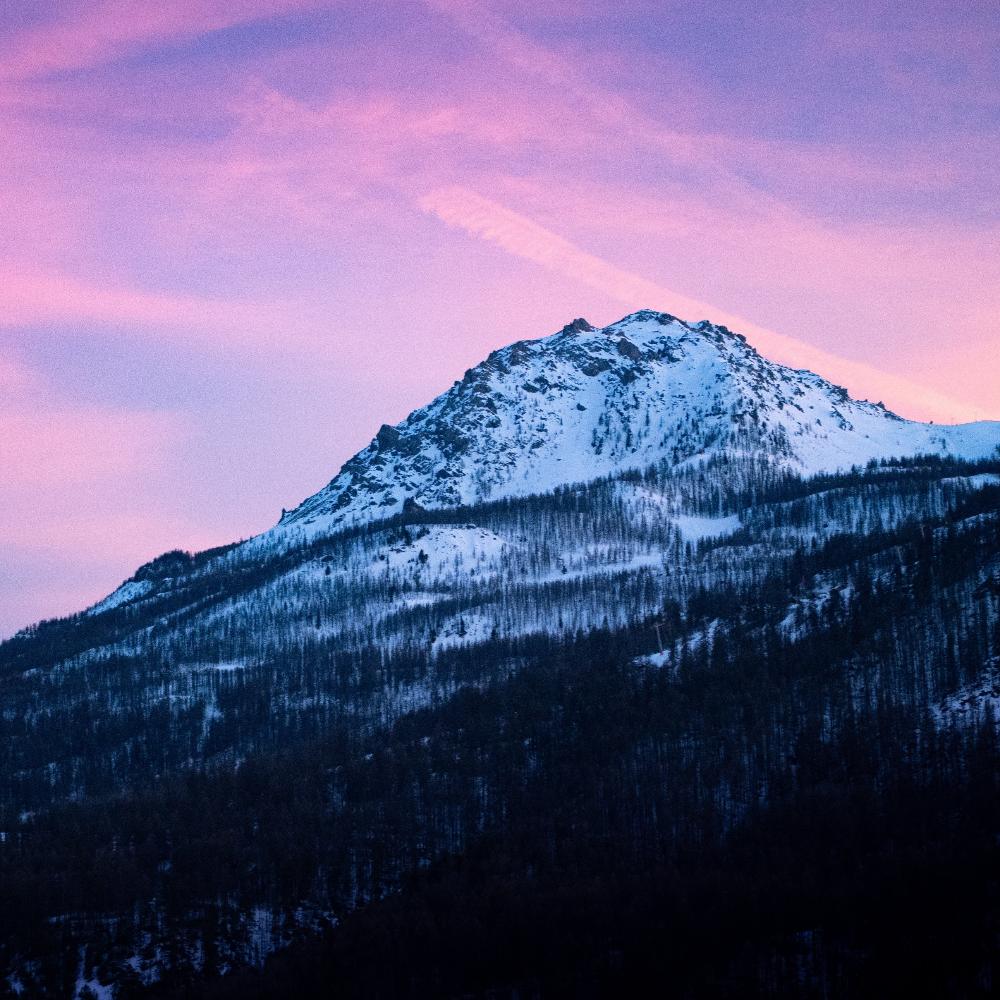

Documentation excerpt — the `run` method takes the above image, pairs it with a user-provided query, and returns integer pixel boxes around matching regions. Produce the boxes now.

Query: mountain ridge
[71,309,1000,621]
[271,309,1000,541]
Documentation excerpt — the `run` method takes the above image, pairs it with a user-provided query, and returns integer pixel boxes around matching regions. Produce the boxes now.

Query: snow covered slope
[273,311,1000,540]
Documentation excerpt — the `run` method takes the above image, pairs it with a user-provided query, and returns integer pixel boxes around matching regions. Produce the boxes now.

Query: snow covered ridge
[272,310,1000,542]
[74,309,1000,622]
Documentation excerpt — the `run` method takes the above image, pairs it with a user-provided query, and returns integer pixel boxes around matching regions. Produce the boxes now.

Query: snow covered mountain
[273,310,1000,541]
[5,309,1000,996]
[81,309,1000,627]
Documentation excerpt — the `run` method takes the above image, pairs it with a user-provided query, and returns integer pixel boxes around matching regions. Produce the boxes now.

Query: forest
[1,456,998,996]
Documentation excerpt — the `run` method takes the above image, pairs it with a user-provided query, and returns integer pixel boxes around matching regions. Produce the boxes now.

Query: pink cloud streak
[0,0,332,81]
[0,264,346,359]
[0,354,218,632]
[420,185,991,424]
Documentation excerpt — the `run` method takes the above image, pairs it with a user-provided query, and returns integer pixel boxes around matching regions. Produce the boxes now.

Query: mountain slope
[3,309,1000,996]
[4,460,1000,997]
[272,310,1000,540]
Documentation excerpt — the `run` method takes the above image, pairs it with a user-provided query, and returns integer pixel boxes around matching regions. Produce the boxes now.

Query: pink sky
[1,0,998,635]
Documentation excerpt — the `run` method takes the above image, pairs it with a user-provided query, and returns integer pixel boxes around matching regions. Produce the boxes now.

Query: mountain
[2,311,999,997]
[85,309,1000,623]
[272,310,1000,540]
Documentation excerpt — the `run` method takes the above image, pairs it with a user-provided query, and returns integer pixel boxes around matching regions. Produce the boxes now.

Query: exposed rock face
[560,317,596,335]
[616,337,642,361]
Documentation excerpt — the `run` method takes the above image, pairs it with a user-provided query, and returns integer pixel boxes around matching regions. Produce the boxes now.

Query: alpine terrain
[3,311,1000,998]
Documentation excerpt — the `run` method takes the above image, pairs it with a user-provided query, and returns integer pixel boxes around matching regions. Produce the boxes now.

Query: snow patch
[86,579,153,616]
[675,514,741,542]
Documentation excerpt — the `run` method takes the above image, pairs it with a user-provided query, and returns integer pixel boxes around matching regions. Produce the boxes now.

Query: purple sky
[1,0,998,636]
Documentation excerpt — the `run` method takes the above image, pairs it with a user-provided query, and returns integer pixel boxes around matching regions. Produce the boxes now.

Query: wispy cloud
[420,185,989,424]
[0,263,341,357]
[0,352,214,634]
[0,0,331,81]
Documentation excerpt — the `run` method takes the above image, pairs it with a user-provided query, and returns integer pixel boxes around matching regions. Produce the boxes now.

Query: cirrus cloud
[419,185,991,424]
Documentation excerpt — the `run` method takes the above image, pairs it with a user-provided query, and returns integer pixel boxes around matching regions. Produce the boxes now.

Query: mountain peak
[559,317,596,335]
[271,310,1000,540]
[615,308,678,326]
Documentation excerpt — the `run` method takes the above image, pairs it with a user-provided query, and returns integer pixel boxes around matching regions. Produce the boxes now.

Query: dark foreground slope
[2,461,999,997]
[164,480,1000,999]
[177,724,999,1000]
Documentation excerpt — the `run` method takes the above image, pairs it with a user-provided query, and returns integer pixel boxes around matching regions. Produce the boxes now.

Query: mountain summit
[276,310,999,539]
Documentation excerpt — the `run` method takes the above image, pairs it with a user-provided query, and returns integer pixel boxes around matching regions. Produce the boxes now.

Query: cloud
[0,264,343,358]
[419,185,990,424]
[0,0,331,81]
[0,409,183,490]
[0,353,187,497]
[0,353,205,635]
[426,0,998,216]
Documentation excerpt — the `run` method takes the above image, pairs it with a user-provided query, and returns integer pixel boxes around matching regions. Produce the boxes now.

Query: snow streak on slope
[272,311,1000,542]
